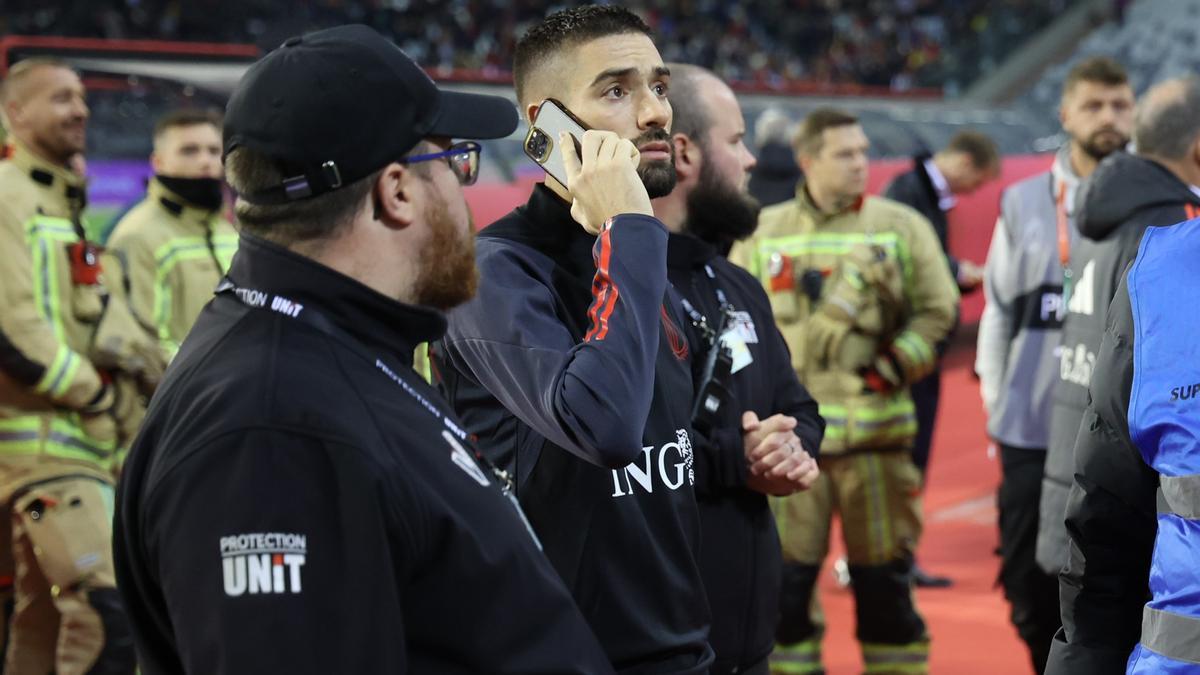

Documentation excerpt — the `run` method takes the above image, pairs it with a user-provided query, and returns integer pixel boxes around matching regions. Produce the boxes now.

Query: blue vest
[1126,217,1200,674]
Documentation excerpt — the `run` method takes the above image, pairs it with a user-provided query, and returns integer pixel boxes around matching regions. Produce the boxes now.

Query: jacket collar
[920,156,957,211]
[148,178,221,229]
[666,231,718,270]
[794,180,864,222]
[226,234,446,366]
[485,183,598,282]
[8,139,86,214]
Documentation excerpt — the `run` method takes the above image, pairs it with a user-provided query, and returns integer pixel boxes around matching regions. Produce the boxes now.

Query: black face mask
[156,175,225,212]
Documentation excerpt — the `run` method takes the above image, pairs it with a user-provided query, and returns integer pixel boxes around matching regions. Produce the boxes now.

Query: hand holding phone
[524,99,652,234]
[560,130,653,234]
[524,99,587,187]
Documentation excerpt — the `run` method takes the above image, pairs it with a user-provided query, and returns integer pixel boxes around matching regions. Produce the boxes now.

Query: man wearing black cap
[112,25,613,674]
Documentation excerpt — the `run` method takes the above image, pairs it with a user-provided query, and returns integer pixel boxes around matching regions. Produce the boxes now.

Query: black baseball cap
[224,24,518,204]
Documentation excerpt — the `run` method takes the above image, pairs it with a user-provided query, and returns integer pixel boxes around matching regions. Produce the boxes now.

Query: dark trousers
[910,368,941,477]
[998,445,1062,674]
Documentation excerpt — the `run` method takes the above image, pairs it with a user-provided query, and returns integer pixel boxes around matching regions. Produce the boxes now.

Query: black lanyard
[679,264,733,347]
[214,277,516,495]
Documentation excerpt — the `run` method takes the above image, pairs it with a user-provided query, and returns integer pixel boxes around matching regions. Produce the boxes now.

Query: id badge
[720,330,753,374]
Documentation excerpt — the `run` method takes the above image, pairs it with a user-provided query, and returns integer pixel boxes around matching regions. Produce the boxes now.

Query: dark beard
[634,128,677,199]
[1079,129,1129,160]
[683,156,761,251]
[413,198,478,311]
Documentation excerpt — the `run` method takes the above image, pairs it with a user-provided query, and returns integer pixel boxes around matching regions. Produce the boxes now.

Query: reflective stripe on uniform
[0,416,115,464]
[819,397,918,446]
[770,639,823,674]
[1141,605,1200,664]
[1159,474,1200,520]
[33,345,82,399]
[861,453,890,563]
[153,235,238,344]
[753,232,915,287]
[862,641,929,674]
[26,216,78,345]
[892,330,935,377]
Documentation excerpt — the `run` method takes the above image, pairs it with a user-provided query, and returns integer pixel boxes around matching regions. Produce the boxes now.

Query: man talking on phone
[432,6,714,674]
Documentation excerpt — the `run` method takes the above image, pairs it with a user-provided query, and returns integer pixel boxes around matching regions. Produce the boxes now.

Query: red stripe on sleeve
[585,227,618,342]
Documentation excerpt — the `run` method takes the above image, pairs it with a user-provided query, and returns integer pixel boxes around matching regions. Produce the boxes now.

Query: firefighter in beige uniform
[731,109,958,675]
[0,58,160,674]
[107,109,237,359]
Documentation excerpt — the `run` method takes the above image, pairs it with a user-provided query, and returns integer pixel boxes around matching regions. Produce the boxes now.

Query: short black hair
[1136,77,1200,160]
[945,130,999,171]
[513,5,652,107]
[154,108,222,141]
[793,108,859,156]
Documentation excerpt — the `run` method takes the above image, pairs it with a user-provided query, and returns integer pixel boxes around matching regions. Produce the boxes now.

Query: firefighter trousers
[770,448,929,675]
[0,468,134,674]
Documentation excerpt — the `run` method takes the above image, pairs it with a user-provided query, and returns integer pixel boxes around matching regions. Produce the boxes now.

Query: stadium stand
[3,0,1074,95]
[1022,0,1200,130]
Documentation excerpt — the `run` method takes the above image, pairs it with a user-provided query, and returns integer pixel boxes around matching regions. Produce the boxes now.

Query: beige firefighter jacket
[107,178,237,357]
[730,184,959,454]
[0,141,160,478]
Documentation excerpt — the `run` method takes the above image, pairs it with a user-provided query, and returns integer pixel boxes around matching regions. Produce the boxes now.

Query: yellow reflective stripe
[775,639,821,656]
[34,345,70,395]
[0,417,42,433]
[25,215,78,242]
[860,454,891,562]
[894,331,933,365]
[212,232,238,269]
[818,397,917,445]
[893,332,935,381]
[761,232,903,247]
[862,641,929,674]
[894,234,914,287]
[820,404,848,440]
[771,639,823,674]
[161,339,181,363]
[57,351,83,397]
[32,234,67,343]
[822,396,915,421]
[154,277,174,346]
[0,415,115,463]
[153,235,237,341]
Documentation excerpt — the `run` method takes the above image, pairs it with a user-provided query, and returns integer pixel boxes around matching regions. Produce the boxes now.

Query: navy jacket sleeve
[131,428,417,674]
[443,215,668,469]
[691,426,750,495]
[1045,267,1158,675]
[690,280,824,496]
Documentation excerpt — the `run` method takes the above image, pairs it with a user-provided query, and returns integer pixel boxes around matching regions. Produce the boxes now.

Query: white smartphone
[523,98,588,186]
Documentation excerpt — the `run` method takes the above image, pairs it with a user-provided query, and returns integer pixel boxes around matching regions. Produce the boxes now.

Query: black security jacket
[1042,154,1200,574]
[667,232,824,674]
[883,155,961,281]
[113,234,613,674]
[434,185,714,674]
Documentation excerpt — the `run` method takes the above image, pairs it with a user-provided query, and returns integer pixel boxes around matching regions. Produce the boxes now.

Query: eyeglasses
[399,141,482,186]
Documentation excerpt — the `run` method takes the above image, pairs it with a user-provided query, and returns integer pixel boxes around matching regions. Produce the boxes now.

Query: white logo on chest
[610,429,695,497]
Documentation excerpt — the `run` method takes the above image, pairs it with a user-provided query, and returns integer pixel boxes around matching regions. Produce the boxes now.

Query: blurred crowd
[3,0,1071,93]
